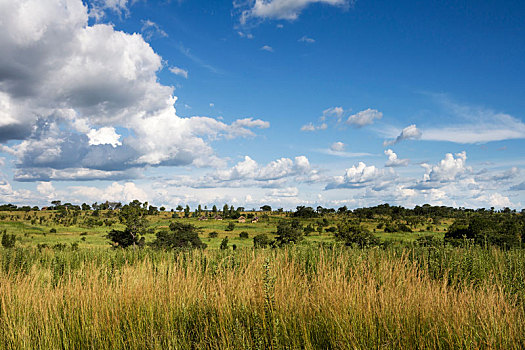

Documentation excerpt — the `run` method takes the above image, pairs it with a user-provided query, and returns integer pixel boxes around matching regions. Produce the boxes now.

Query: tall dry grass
[0,246,524,349]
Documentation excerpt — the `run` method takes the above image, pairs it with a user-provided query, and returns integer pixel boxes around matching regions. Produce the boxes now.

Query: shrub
[225,222,235,231]
[335,223,379,248]
[253,234,271,248]
[50,228,57,233]
[220,237,229,250]
[208,231,219,238]
[1,231,16,248]
[239,231,249,239]
[275,219,303,246]
[150,222,206,250]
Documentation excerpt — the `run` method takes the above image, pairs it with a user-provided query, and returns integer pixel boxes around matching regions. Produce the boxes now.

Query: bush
[275,219,303,246]
[253,234,271,248]
[335,223,379,248]
[150,222,206,250]
[208,231,219,238]
[1,231,16,248]
[239,231,249,239]
[220,237,229,250]
[50,228,57,233]
[225,222,235,231]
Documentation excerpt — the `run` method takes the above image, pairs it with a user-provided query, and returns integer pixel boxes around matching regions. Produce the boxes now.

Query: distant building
[238,216,246,223]
[214,215,223,221]
[251,216,259,223]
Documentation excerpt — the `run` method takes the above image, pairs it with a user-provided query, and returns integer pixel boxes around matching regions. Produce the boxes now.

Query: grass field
[0,245,524,349]
[0,210,447,250]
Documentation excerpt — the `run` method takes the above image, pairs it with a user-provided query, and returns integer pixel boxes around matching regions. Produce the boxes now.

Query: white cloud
[261,45,274,52]
[384,149,409,167]
[169,66,188,79]
[326,162,395,189]
[0,0,268,181]
[330,142,345,152]
[87,127,122,147]
[300,122,327,131]
[422,151,469,182]
[141,19,168,40]
[268,187,299,197]
[383,124,422,146]
[346,108,382,127]
[238,0,349,24]
[299,35,315,43]
[70,182,148,203]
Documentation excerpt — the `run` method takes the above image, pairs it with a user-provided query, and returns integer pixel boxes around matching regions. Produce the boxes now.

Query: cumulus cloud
[330,142,345,152]
[268,187,299,197]
[169,66,188,79]
[0,0,268,181]
[87,127,122,147]
[423,151,469,182]
[325,162,395,189]
[166,155,317,189]
[346,108,382,127]
[237,0,349,24]
[384,149,409,167]
[383,124,422,146]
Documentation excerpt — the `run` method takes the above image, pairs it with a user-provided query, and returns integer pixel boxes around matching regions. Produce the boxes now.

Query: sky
[0,0,524,210]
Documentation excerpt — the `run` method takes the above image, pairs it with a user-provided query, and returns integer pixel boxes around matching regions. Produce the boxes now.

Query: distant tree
[150,222,206,250]
[260,205,272,212]
[160,206,166,211]
[239,231,249,239]
[81,203,91,211]
[208,231,219,238]
[184,205,190,218]
[293,206,318,218]
[212,205,217,213]
[225,222,235,231]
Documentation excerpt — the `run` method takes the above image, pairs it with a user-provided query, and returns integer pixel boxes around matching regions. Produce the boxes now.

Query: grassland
[0,246,524,349]
[1,209,523,348]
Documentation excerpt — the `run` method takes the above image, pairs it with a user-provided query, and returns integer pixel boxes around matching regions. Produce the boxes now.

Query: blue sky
[0,0,524,210]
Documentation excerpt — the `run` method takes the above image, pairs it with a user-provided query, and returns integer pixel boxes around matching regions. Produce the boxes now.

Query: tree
[260,205,272,212]
[225,222,235,231]
[335,223,379,248]
[220,236,229,250]
[253,234,271,248]
[107,200,147,248]
[1,230,16,248]
[212,205,217,213]
[150,222,206,249]
[274,219,303,246]
[176,205,184,212]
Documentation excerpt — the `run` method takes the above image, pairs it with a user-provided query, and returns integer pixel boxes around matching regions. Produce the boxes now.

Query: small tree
[150,222,206,250]
[220,236,229,250]
[225,222,235,231]
[1,230,16,248]
[274,219,303,246]
[253,233,271,248]
[107,200,147,248]
[335,223,379,248]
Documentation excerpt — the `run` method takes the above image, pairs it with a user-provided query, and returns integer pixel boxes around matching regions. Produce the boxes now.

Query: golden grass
[0,247,523,349]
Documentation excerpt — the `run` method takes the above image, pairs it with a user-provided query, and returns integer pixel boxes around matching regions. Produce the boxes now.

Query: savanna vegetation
[0,200,524,348]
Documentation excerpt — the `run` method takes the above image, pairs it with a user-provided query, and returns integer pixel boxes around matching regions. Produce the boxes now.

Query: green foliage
[445,215,523,248]
[292,206,318,218]
[239,231,249,239]
[150,222,206,250]
[335,223,379,248]
[225,222,235,231]
[219,237,229,250]
[208,231,218,238]
[253,234,271,248]
[274,219,303,246]
[1,230,16,248]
